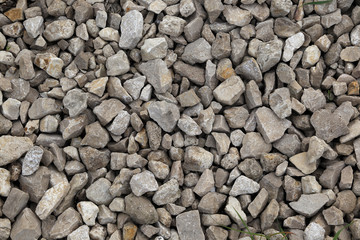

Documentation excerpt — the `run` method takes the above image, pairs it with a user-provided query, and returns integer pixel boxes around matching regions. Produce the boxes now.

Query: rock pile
[0,0,360,239]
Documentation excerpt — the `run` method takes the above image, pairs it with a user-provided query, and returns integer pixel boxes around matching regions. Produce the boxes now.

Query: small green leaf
[333,221,354,240]
[303,0,333,5]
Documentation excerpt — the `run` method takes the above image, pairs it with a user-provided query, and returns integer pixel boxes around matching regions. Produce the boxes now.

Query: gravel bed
[0,0,360,239]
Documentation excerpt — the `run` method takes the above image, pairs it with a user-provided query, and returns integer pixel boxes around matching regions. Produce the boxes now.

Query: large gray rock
[181,38,212,64]
[10,208,41,240]
[257,38,283,72]
[43,19,75,42]
[229,176,260,196]
[176,211,205,240]
[183,146,214,172]
[255,107,292,143]
[213,76,245,105]
[119,10,143,49]
[22,146,43,176]
[28,98,62,119]
[63,89,88,118]
[240,132,272,159]
[152,179,181,205]
[130,170,159,196]
[289,194,329,217]
[106,51,130,76]
[147,101,180,132]
[139,59,172,93]
[125,194,158,224]
[0,136,33,166]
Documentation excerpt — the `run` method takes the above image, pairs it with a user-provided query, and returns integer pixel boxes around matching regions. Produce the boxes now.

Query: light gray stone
[119,10,143,49]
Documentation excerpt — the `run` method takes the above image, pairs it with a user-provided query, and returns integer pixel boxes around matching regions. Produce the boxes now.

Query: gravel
[0,0,359,239]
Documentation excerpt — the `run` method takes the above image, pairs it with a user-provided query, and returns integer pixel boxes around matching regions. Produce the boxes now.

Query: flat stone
[229,175,260,196]
[148,101,180,132]
[177,89,201,108]
[0,168,11,197]
[245,80,262,109]
[173,61,205,85]
[43,19,75,42]
[319,162,345,189]
[289,193,328,217]
[35,181,70,220]
[22,146,43,176]
[224,196,247,228]
[10,208,41,240]
[269,87,292,119]
[322,206,344,226]
[139,59,172,93]
[0,136,33,166]
[212,132,231,155]
[334,190,357,214]
[270,0,292,17]
[119,10,143,49]
[0,218,11,240]
[1,98,20,120]
[99,27,119,41]
[310,108,349,143]
[68,225,90,240]
[304,222,325,240]
[183,146,214,172]
[19,167,50,203]
[2,188,29,221]
[85,77,108,97]
[193,169,215,197]
[125,193,158,224]
[176,210,205,240]
[130,170,159,196]
[248,188,269,218]
[260,199,279,231]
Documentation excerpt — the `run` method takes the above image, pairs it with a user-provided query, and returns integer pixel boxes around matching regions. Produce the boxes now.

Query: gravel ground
[0,0,360,239]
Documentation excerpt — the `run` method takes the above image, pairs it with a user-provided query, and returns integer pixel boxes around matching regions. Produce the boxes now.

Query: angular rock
[152,179,181,205]
[176,211,205,240]
[0,136,33,166]
[106,51,130,76]
[159,15,186,37]
[148,101,180,132]
[289,193,328,217]
[181,38,212,64]
[77,201,99,226]
[34,53,64,79]
[119,10,143,49]
[43,19,75,42]
[289,152,318,175]
[301,88,326,113]
[139,59,172,93]
[86,178,113,205]
[141,37,168,61]
[177,115,202,136]
[269,87,292,119]
[81,121,109,148]
[35,181,70,220]
[10,208,41,240]
[257,38,283,72]
[130,170,159,196]
[183,146,214,172]
[22,146,43,176]
[49,207,82,239]
[230,175,260,196]
[125,194,158,224]
[223,6,252,27]
[255,107,291,143]
[213,76,245,105]
[63,89,88,118]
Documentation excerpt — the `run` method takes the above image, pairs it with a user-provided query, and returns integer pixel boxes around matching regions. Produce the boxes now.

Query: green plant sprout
[217,208,353,240]
[303,0,333,5]
[332,221,354,240]
[5,45,11,51]
[219,208,292,240]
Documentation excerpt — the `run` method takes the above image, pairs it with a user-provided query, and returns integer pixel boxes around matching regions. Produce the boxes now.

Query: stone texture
[176,211,205,240]
[43,19,75,42]
[139,59,172,94]
[119,10,143,49]
[289,194,329,217]
[125,194,158,224]
[148,101,180,132]
[10,208,41,240]
[213,76,245,105]
[0,136,33,166]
